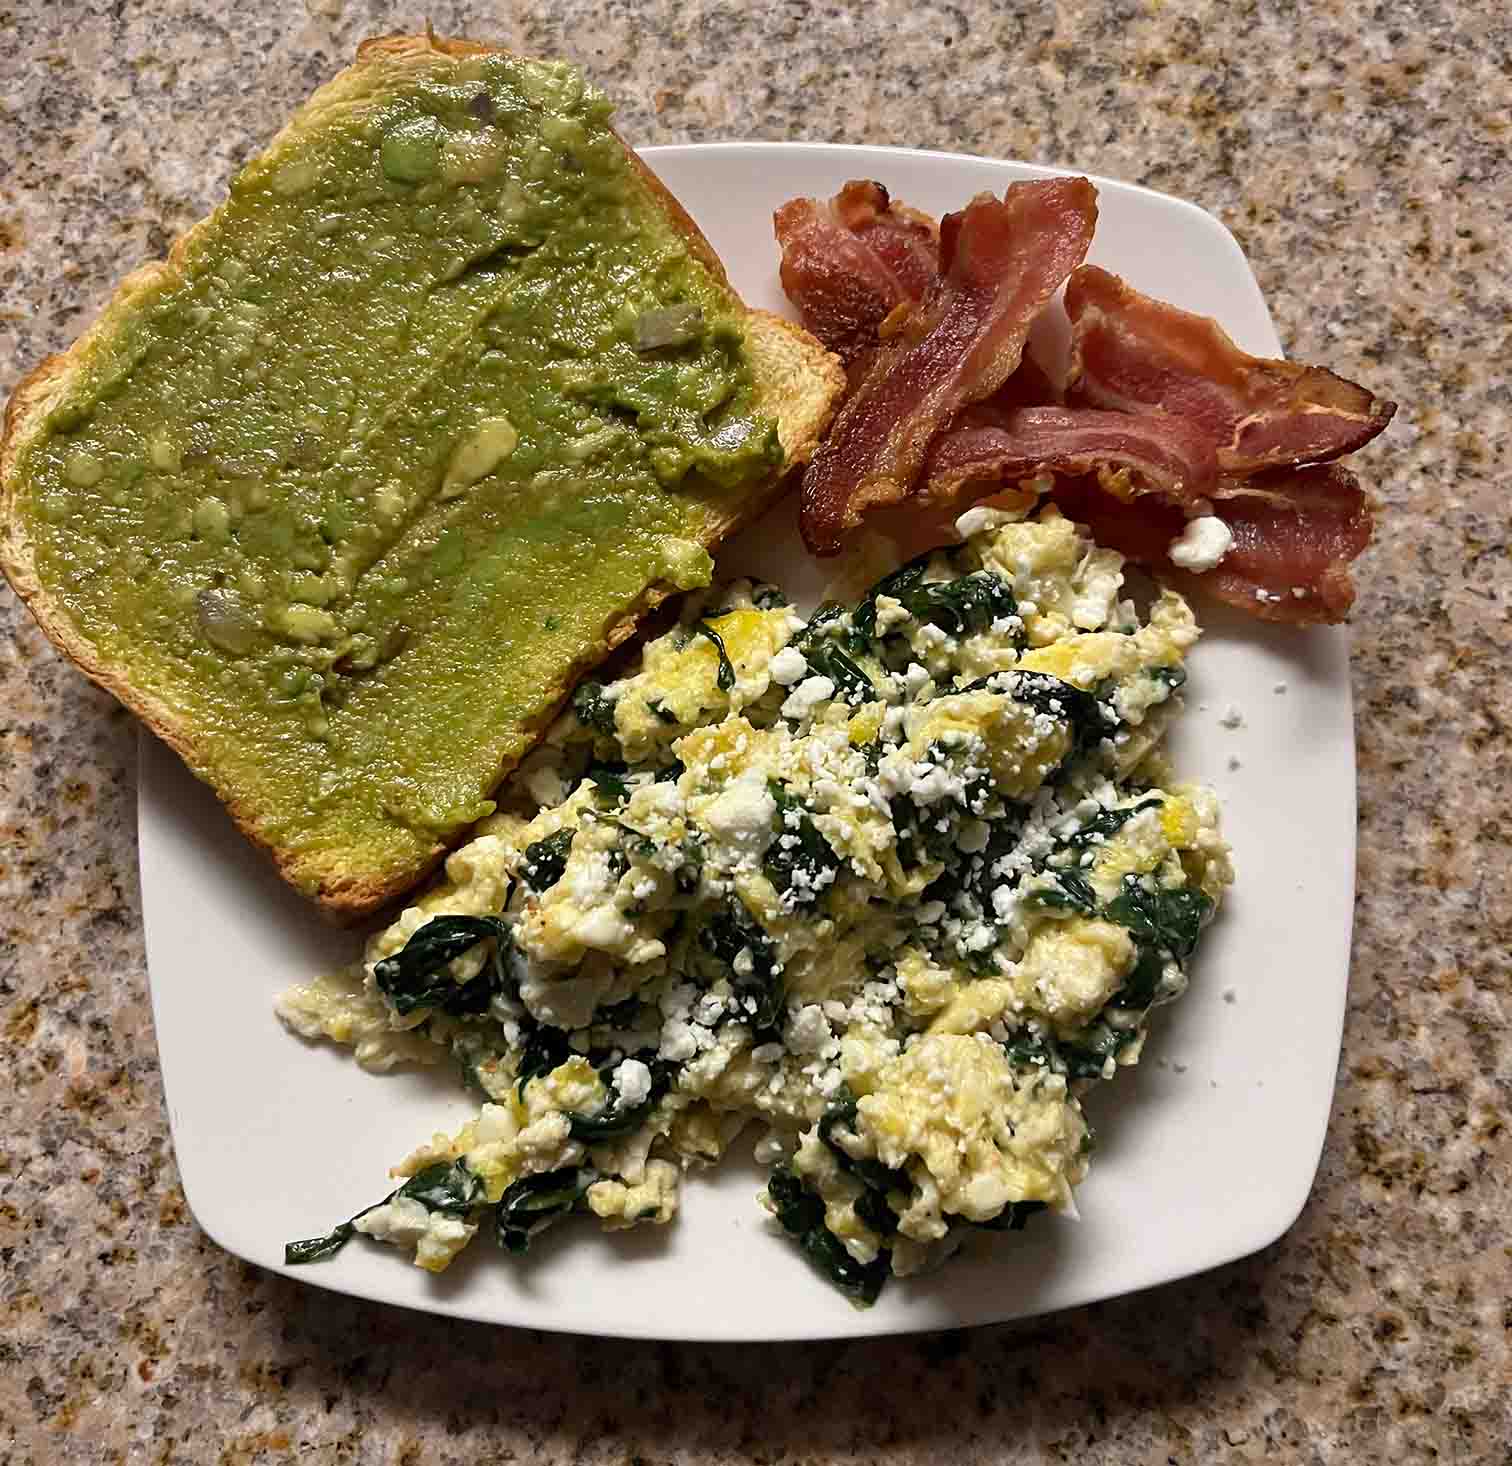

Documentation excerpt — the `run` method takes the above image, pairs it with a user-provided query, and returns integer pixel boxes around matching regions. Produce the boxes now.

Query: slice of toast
[0,33,844,921]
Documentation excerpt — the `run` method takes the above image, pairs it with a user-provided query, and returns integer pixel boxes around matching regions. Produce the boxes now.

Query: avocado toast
[0,33,844,920]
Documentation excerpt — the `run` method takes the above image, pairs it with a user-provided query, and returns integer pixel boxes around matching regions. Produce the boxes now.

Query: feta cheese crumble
[1168,515,1234,573]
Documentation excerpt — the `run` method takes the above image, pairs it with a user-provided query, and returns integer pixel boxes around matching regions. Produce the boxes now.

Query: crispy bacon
[1066,265,1396,475]
[831,180,939,302]
[1048,464,1374,624]
[925,404,1217,507]
[798,176,1099,556]
[774,180,938,367]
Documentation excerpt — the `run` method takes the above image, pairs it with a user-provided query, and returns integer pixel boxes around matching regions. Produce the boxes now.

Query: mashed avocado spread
[19,54,781,891]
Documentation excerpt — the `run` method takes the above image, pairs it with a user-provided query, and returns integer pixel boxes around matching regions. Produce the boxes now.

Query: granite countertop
[2,1,1507,1460]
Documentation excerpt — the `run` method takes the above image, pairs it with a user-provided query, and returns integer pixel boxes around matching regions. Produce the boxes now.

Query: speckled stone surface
[2,1,1508,1461]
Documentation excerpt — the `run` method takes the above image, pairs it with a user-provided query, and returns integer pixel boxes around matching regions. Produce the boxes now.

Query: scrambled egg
[277,505,1233,1303]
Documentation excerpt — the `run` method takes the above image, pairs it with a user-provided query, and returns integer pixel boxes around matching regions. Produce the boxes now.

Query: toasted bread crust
[0,32,843,922]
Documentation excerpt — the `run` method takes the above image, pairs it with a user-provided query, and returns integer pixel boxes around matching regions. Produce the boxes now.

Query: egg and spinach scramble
[277,505,1232,1303]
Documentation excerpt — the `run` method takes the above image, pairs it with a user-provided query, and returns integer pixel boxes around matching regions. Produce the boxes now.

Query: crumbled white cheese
[614,1058,653,1107]
[954,503,1019,539]
[781,675,836,721]
[769,646,809,687]
[1167,515,1233,573]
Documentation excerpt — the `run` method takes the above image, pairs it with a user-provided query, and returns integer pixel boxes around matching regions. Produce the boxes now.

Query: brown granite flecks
[1,2,1508,1462]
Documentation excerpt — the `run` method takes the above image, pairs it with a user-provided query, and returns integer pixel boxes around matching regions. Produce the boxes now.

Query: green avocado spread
[19,54,783,894]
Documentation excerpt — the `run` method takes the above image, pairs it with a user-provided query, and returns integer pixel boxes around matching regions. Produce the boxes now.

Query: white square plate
[140,143,1355,1341]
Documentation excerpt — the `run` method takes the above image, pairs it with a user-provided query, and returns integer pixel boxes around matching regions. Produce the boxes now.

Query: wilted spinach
[572,680,617,735]
[793,601,860,654]
[818,1091,910,1201]
[803,641,877,705]
[1062,797,1164,852]
[373,915,513,1017]
[494,1167,597,1254]
[901,571,1019,638]
[1004,1019,1137,1082]
[765,782,841,905]
[513,1023,571,1097]
[1005,671,1110,762]
[700,905,783,1033]
[586,762,631,803]
[765,1166,890,1305]
[1104,875,1211,962]
[1024,865,1099,916]
[891,787,962,870]
[854,553,1020,643]
[284,1159,485,1265]
[522,828,574,892]
[696,621,736,691]
[567,1057,677,1141]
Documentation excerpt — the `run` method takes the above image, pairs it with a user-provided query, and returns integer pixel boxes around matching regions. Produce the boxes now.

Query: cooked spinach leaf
[1025,865,1099,916]
[494,1167,596,1254]
[700,905,783,1032]
[794,600,861,654]
[572,680,618,735]
[284,1159,485,1265]
[400,1158,487,1214]
[765,1166,890,1305]
[514,1023,572,1097]
[1104,875,1211,962]
[1003,1024,1133,1082]
[852,553,931,640]
[854,552,1020,643]
[586,762,631,803]
[818,1092,911,1199]
[803,642,877,705]
[284,1221,361,1266]
[645,696,679,725]
[900,571,1019,639]
[853,1186,900,1238]
[1006,671,1110,761]
[1062,797,1163,852]
[522,828,574,892]
[568,1057,677,1141]
[696,621,736,691]
[373,915,513,1017]
[1057,1020,1138,1078]
[765,782,842,905]
[890,789,959,870]
[1118,945,1170,1009]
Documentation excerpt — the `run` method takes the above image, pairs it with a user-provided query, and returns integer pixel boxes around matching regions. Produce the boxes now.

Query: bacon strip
[1048,464,1374,624]
[925,404,1217,507]
[798,176,1099,556]
[774,181,938,367]
[831,180,939,302]
[1066,265,1396,475]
